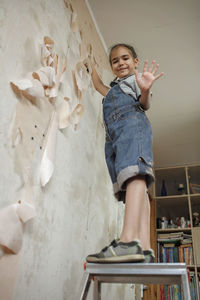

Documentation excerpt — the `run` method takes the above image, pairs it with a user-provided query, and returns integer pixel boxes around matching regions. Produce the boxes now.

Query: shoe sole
[144,256,155,263]
[86,254,145,263]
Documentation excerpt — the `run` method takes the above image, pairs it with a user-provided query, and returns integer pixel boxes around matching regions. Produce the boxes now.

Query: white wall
[0,0,135,299]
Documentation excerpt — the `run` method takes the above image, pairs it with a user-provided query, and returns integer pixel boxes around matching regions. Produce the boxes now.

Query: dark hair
[109,43,138,65]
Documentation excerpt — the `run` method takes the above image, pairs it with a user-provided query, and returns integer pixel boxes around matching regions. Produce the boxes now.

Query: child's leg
[86,175,152,263]
[120,175,147,243]
[139,191,155,262]
[139,191,151,250]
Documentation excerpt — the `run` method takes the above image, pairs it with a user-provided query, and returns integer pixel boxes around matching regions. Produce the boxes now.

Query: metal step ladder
[80,263,191,300]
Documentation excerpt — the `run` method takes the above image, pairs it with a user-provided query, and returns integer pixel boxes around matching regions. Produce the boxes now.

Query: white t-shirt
[115,74,141,100]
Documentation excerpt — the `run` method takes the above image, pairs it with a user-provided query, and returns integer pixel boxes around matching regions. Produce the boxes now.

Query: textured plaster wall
[0,0,135,299]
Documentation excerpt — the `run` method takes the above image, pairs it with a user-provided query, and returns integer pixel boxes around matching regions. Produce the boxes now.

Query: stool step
[80,263,191,300]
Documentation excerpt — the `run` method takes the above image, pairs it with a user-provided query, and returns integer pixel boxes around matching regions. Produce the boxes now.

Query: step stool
[80,263,191,300]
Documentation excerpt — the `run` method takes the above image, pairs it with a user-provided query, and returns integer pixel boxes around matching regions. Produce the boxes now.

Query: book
[159,272,197,299]
[159,284,182,300]
[181,238,192,244]
[157,243,194,264]
[157,232,192,239]
[163,243,176,247]
[179,243,192,248]
[157,232,192,245]
[157,237,183,243]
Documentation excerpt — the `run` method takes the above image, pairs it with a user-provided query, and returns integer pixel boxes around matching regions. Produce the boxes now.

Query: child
[86,43,163,263]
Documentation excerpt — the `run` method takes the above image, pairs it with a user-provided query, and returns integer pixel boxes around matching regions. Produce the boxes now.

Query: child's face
[110,46,139,78]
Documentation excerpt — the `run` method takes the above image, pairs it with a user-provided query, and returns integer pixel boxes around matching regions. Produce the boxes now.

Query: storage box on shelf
[154,164,200,300]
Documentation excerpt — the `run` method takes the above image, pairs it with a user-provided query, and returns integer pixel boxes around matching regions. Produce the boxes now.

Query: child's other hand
[134,60,164,92]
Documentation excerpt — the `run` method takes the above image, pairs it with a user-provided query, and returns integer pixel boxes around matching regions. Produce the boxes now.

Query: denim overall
[103,82,154,202]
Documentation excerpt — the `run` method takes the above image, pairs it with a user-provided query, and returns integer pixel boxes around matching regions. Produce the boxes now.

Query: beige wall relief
[0,1,104,260]
[0,31,93,259]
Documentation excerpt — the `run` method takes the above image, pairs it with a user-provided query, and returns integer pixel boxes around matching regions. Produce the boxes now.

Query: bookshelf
[153,164,200,300]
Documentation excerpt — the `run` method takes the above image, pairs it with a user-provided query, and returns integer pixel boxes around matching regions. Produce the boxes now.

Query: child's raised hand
[134,60,164,92]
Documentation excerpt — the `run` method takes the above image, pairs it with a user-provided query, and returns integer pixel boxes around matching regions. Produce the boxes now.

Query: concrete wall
[0,0,135,299]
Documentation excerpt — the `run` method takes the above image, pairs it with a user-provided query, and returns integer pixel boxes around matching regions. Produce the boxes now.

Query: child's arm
[139,90,151,111]
[134,60,164,110]
[90,63,110,97]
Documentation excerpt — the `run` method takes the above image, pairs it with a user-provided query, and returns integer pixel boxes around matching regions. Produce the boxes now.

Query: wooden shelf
[190,193,200,197]
[155,194,188,200]
[155,193,200,199]
[154,164,200,300]
[156,228,191,232]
